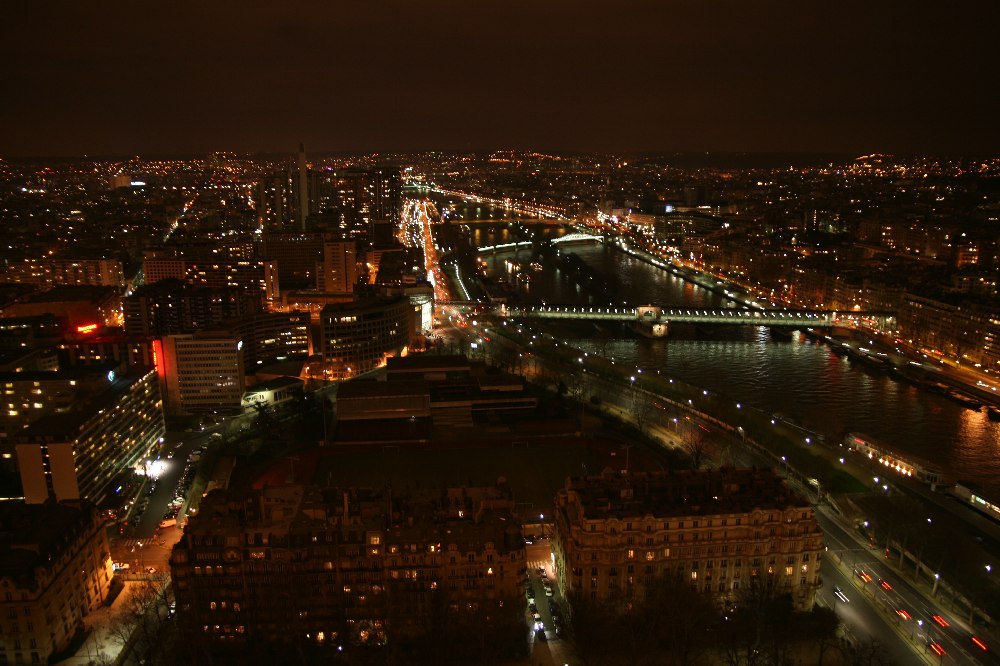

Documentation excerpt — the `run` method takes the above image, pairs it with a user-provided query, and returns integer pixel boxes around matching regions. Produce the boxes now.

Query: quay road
[819,508,1000,666]
[461,319,999,665]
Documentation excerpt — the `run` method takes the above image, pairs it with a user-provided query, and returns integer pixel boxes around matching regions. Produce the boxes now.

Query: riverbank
[488,316,1000,622]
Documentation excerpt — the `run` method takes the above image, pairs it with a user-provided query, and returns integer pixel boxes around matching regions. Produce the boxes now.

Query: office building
[297,144,310,230]
[261,231,327,286]
[58,328,155,370]
[227,311,311,371]
[316,296,413,380]
[0,315,66,354]
[156,333,245,417]
[318,240,359,294]
[141,254,279,308]
[123,280,259,338]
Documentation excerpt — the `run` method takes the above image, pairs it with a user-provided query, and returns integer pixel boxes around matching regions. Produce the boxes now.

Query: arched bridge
[477,233,603,253]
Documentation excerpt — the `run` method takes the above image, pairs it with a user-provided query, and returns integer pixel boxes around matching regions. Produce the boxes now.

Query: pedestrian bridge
[441,302,894,335]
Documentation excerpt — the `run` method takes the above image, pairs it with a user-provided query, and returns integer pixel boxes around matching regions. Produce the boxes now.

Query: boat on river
[946,389,982,411]
[844,432,944,485]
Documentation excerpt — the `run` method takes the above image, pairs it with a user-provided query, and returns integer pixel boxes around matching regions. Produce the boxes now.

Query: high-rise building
[58,328,155,370]
[141,252,279,308]
[227,311,311,370]
[156,333,245,417]
[0,367,111,447]
[0,500,114,665]
[319,240,358,294]
[14,368,164,505]
[344,167,402,228]
[142,250,187,284]
[552,468,824,611]
[261,231,327,286]
[297,143,310,231]
[123,279,260,338]
[180,259,279,308]
[0,315,65,353]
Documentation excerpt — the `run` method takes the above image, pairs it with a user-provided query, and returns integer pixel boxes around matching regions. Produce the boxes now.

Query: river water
[474,233,1000,498]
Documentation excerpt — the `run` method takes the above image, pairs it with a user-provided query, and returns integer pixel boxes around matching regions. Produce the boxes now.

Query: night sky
[2,1,998,157]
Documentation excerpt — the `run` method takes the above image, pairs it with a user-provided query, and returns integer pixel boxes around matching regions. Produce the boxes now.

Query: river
[474,234,1000,498]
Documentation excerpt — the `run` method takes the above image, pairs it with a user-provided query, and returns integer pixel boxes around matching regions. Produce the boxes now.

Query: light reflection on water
[483,241,1000,496]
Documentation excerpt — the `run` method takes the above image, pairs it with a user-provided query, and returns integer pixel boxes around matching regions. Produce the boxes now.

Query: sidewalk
[53,580,140,666]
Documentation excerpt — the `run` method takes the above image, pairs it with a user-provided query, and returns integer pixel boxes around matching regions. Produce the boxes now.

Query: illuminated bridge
[477,233,603,253]
[441,302,894,337]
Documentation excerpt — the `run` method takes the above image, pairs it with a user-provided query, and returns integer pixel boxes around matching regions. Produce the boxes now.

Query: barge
[844,432,944,485]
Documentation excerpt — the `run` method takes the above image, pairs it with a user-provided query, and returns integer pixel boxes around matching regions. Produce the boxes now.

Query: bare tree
[105,578,173,665]
[684,424,713,470]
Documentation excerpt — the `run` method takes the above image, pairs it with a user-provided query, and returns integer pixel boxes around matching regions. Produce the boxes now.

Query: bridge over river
[439,302,895,337]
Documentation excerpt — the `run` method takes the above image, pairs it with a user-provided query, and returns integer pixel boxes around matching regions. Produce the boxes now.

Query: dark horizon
[6,151,995,172]
[3,1,998,158]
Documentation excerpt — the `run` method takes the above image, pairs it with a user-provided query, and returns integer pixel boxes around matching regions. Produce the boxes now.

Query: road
[818,509,999,665]
[110,428,218,574]
[436,253,1000,664]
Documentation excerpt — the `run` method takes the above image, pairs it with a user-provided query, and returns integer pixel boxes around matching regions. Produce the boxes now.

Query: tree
[684,424,713,470]
[840,637,897,666]
[800,605,840,666]
[566,578,720,666]
[105,577,174,665]
[718,573,793,666]
[641,575,719,666]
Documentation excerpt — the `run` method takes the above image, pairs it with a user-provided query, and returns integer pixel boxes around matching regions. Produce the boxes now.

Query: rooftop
[563,468,811,519]
[0,501,100,584]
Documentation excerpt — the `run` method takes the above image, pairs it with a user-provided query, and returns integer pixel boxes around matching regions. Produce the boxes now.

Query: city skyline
[3,1,999,157]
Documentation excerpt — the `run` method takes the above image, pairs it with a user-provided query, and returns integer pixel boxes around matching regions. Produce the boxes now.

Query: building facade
[228,311,311,371]
[14,369,164,505]
[552,469,824,612]
[142,254,279,308]
[157,333,245,417]
[317,296,413,380]
[0,257,124,289]
[169,482,525,650]
[319,240,359,294]
[0,501,113,665]
[123,280,259,338]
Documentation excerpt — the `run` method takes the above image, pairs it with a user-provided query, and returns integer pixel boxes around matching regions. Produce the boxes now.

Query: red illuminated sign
[152,339,164,376]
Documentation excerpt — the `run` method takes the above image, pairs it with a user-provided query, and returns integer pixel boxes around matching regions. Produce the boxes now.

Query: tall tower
[297,143,309,230]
